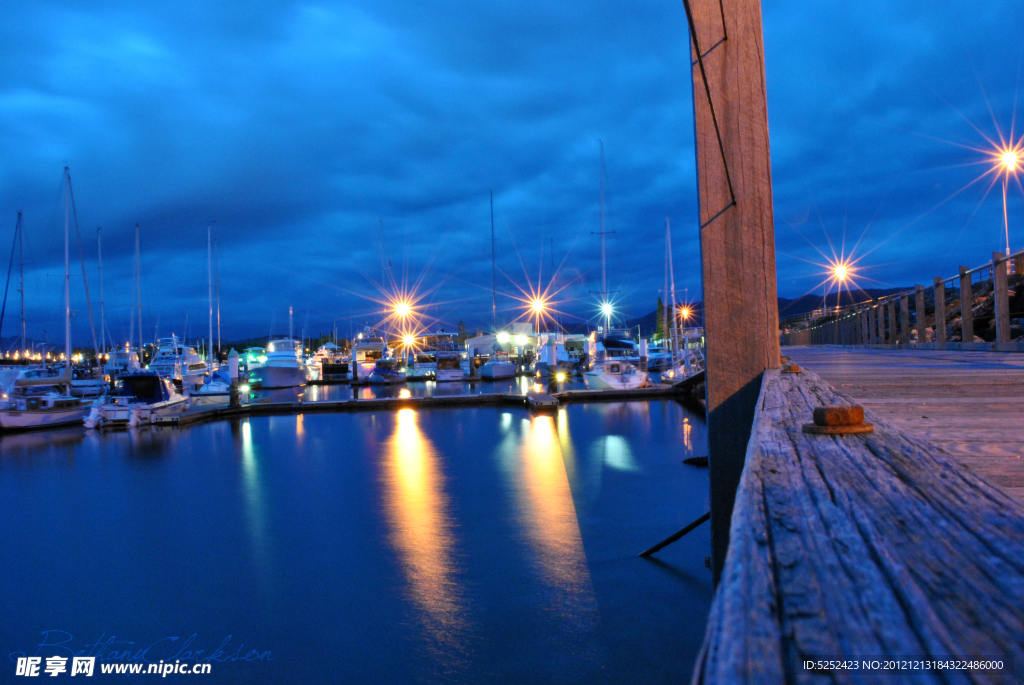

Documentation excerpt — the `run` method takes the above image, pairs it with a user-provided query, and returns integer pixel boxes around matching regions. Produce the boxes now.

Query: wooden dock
[694,365,1024,681]
[787,346,1024,502]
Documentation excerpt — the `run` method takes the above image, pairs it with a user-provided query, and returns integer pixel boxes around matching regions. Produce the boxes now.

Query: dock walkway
[787,346,1024,502]
[694,365,1024,682]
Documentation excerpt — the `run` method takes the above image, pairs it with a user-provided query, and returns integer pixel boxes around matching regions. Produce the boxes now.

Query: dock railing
[781,248,1024,350]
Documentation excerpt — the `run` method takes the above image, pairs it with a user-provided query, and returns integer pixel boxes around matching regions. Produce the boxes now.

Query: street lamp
[998,147,1021,257]
[600,302,613,331]
[394,302,412,318]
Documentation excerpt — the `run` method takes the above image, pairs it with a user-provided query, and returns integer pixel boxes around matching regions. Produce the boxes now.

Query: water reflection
[381,409,467,662]
[509,416,597,625]
[240,419,271,585]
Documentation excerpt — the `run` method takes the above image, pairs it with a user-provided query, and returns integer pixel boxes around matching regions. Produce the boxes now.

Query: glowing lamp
[394,302,411,318]
[497,332,510,344]
[1001,150,1020,172]
[531,299,545,313]
[515,335,527,346]
[601,303,613,317]
[403,335,415,347]
[555,372,566,382]
[680,307,690,320]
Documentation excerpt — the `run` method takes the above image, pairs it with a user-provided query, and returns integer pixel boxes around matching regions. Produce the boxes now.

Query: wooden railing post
[860,310,868,344]
[934,277,946,344]
[887,298,897,345]
[899,292,910,344]
[877,301,885,344]
[688,0,779,585]
[959,267,974,343]
[915,285,926,343]
[868,304,877,344]
[993,252,1011,344]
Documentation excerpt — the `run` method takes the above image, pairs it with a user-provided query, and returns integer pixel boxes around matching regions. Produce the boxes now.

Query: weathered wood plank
[694,368,1024,683]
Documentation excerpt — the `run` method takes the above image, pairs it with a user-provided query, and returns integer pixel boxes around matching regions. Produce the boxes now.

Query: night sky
[2,1,1023,345]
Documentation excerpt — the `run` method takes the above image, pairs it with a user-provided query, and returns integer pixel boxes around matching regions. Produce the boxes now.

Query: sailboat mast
[667,216,678,371]
[18,212,25,357]
[208,226,213,362]
[97,227,105,359]
[135,224,142,359]
[64,168,71,368]
[215,231,221,355]
[600,141,609,332]
[490,190,496,331]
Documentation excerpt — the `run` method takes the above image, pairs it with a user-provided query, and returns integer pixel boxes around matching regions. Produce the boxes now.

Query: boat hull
[584,369,648,391]
[0,405,91,430]
[435,368,465,382]
[87,397,189,427]
[250,365,308,389]
[479,364,516,379]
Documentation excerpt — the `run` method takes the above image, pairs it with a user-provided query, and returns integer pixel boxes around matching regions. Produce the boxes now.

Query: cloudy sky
[2,0,1023,345]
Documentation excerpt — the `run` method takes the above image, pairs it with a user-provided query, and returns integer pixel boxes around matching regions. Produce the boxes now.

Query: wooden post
[959,267,973,343]
[934,277,946,344]
[915,285,926,343]
[899,292,910,344]
[993,252,1011,344]
[876,302,884,344]
[688,0,779,585]
[887,298,897,345]
[867,306,875,344]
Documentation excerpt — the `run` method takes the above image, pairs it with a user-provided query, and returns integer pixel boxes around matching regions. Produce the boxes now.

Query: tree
[655,297,665,340]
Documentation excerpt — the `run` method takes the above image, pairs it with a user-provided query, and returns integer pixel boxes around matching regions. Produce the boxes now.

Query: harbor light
[394,302,412,318]
[497,332,510,344]
[601,302,613,317]
[1000,149,1020,172]
[680,306,691,321]
[555,372,566,382]
[833,263,849,282]
[403,335,415,347]
[515,335,527,346]
[531,298,545,314]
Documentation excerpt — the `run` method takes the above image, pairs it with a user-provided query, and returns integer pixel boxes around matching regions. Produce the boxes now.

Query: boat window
[117,376,163,403]
[610,364,620,373]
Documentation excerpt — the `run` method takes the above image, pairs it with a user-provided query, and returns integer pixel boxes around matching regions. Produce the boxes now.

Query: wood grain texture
[689,0,780,582]
[787,347,1024,502]
[692,367,1024,684]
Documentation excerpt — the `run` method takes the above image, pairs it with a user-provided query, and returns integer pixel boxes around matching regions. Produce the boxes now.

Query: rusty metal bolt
[813,405,864,426]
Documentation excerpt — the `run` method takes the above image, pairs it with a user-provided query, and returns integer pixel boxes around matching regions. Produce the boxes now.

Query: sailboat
[0,169,94,430]
[583,146,647,390]
[85,224,188,428]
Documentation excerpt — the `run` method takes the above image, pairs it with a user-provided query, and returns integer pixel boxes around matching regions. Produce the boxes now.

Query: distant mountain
[777,287,907,320]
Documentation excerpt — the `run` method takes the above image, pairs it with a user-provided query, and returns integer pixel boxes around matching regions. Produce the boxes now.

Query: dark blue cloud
[1,1,1022,345]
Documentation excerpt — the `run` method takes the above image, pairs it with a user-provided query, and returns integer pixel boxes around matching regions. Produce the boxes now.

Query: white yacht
[248,338,309,389]
[434,342,465,382]
[584,359,648,390]
[147,337,208,388]
[85,372,188,428]
[351,330,386,382]
[0,367,92,431]
[310,343,351,382]
[103,348,142,378]
[479,352,517,379]
[404,352,436,381]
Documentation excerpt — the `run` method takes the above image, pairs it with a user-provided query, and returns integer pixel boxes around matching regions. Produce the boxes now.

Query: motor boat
[191,371,232,406]
[404,352,436,381]
[248,339,309,389]
[0,367,93,431]
[584,359,648,390]
[435,343,465,382]
[352,329,386,380]
[147,336,208,388]
[368,359,406,384]
[532,338,577,378]
[310,342,351,382]
[84,372,188,428]
[479,352,517,379]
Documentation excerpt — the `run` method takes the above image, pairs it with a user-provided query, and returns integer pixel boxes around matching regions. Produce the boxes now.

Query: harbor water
[1,400,711,683]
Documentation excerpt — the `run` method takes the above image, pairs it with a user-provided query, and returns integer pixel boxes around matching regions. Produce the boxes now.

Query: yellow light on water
[399,388,411,399]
